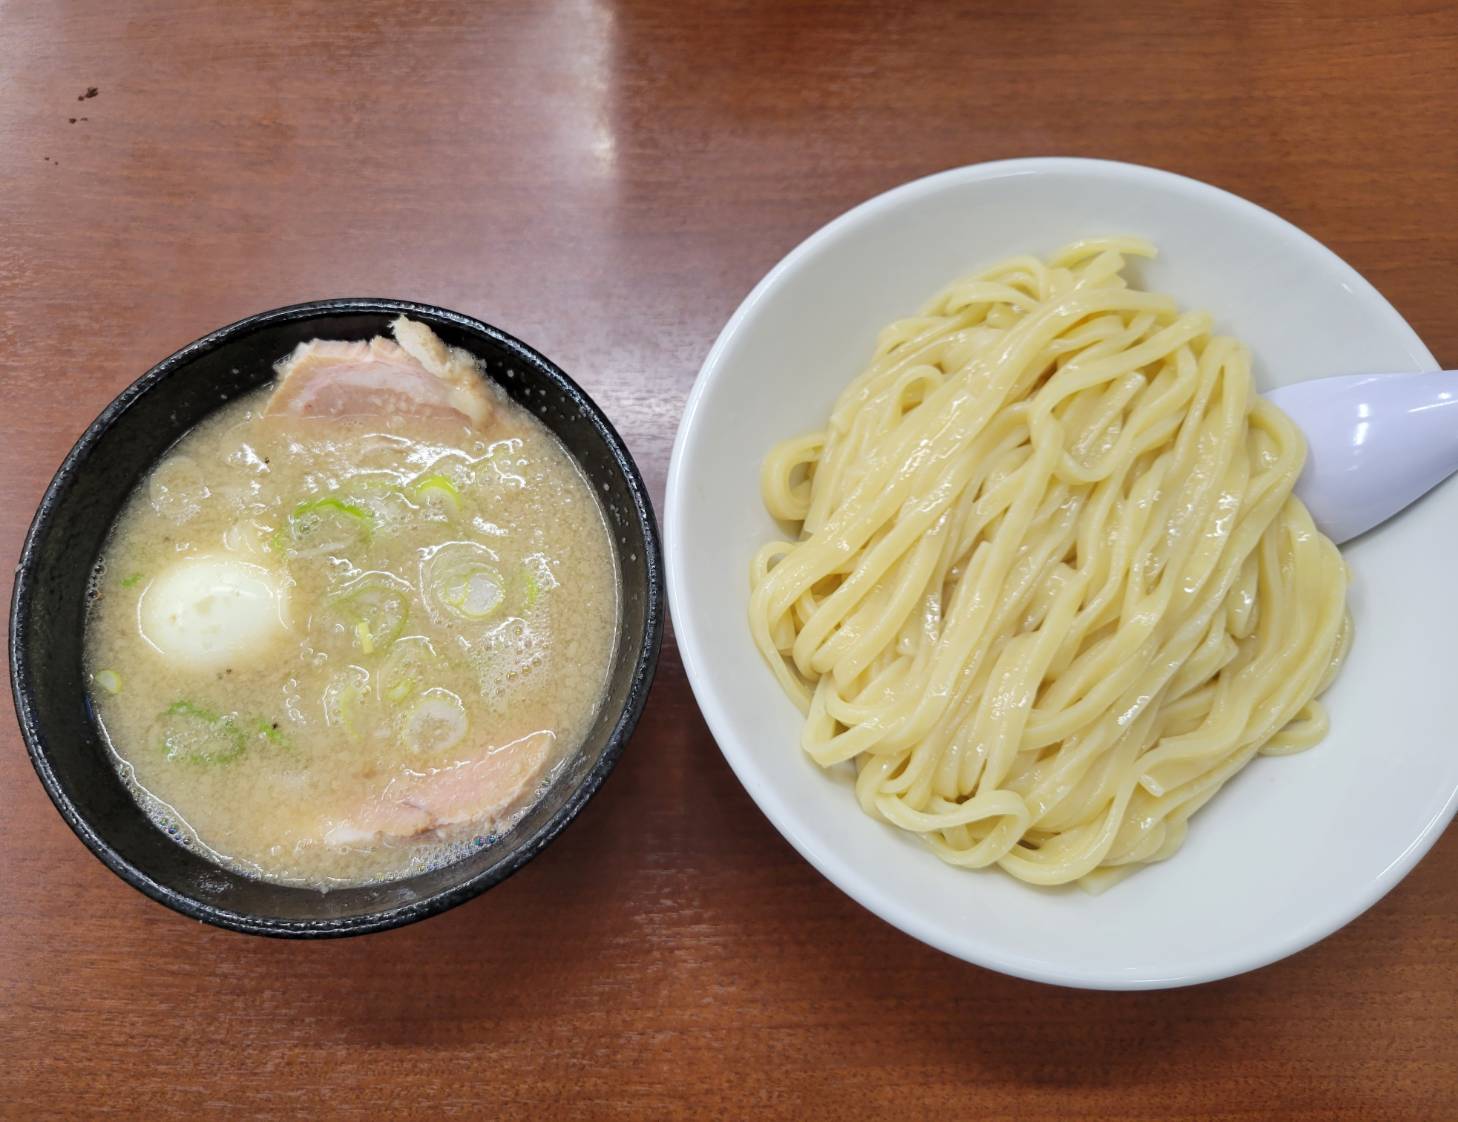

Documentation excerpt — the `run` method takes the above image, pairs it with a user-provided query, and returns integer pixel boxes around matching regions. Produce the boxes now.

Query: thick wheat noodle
[747,239,1351,890]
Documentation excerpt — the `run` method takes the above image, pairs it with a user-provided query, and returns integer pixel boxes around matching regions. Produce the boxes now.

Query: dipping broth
[85,319,619,887]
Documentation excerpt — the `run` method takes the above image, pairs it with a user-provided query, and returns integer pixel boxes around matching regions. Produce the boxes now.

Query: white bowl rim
[665,156,1450,989]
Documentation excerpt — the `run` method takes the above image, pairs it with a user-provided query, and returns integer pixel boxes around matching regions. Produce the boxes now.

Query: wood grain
[3,1,1458,1118]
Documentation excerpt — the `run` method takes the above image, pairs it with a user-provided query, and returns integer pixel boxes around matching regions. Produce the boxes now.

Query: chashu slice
[264,316,494,428]
[321,731,555,847]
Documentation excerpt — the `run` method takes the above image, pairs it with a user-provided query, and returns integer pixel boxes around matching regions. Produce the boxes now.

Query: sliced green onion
[421,544,505,625]
[379,636,436,705]
[94,669,122,694]
[403,689,468,754]
[331,578,410,654]
[165,700,215,721]
[413,473,461,512]
[520,555,557,610]
[296,496,372,522]
[323,669,372,740]
[284,496,374,557]
[252,719,294,751]
[340,475,415,534]
[156,701,245,764]
[120,573,143,589]
[437,562,504,621]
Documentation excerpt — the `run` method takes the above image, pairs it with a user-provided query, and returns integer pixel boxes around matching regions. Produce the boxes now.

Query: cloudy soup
[85,319,619,888]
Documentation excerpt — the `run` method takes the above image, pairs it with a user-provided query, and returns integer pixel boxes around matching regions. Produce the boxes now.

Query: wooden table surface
[4,2,1458,1118]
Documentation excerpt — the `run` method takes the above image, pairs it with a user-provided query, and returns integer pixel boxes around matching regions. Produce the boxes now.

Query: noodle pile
[748,239,1350,889]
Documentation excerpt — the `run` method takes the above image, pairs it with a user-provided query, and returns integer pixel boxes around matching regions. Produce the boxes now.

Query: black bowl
[9,299,662,936]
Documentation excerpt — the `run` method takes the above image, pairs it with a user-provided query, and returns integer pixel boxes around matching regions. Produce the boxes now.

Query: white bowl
[666,158,1455,989]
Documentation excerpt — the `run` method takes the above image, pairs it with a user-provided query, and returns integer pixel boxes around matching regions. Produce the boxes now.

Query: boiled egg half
[138,555,291,670]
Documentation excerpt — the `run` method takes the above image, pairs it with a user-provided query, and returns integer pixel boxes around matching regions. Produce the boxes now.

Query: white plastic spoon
[1266,370,1458,544]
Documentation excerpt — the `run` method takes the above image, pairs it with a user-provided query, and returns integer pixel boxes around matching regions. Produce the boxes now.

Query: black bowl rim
[8,297,664,938]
